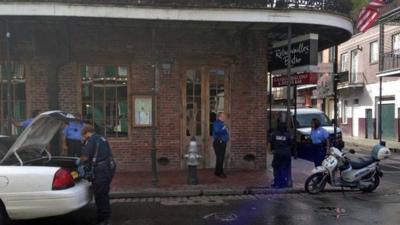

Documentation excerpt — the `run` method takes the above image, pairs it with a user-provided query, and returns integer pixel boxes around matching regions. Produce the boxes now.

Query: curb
[109,187,358,199]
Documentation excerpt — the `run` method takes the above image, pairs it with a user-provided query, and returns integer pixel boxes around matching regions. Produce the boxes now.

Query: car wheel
[0,202,10,225]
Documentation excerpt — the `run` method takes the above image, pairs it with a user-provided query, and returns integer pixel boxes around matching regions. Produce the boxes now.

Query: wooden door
[181,66,230,168]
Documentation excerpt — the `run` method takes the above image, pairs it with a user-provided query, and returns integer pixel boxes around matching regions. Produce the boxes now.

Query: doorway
[181,66,230,168]
[380,103,395,140]
[366,109,373,139]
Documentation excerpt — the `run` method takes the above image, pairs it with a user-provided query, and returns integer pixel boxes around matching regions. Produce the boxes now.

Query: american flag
[356,0,386,33]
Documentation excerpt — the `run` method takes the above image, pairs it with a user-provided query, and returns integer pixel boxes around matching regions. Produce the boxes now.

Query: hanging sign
[270,34,319,75]
[273,72,319,87]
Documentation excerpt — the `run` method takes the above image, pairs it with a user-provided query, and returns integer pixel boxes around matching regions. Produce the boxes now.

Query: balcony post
[378,23,384,143]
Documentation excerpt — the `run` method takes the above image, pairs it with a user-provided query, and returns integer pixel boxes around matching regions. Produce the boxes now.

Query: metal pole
[333,45,338,147]
[286,24,292,129]
[5,21,12,136]
[286,24,293,187]
[293,84,297,159]
[378,23,384,144]
[269,72,272,132]
[151,28,158,187]
[379,76,382,143]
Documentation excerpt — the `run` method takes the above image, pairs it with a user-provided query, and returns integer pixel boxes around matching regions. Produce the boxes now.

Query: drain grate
[203,212,238,222]
[161,198,224,206]
[314,207,347,218]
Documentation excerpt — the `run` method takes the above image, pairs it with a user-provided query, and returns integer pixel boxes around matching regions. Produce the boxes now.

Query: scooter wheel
[305,173,327,194]
[360,173,380,193]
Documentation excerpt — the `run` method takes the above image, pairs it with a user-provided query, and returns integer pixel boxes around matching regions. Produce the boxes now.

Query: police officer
[269,122,292,188]
[212,112,229,178]
[63,112,85,157]
[11,109,41,129]
[81,125,116,225]
[310,118,330,167]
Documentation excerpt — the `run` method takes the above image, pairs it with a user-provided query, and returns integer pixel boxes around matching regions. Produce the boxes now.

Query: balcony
[378,51,400,77]
[337,71,366,90]
[0,0,352,14]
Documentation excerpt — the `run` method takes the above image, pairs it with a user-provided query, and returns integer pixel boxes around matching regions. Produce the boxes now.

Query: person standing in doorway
[212,112,229,178]
[310,118,330,167]
[63,112,85,157]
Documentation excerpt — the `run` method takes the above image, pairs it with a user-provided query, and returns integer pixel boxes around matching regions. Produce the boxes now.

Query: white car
[0,111,91,224]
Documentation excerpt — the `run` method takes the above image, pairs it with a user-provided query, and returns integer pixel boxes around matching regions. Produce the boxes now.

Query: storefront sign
[272,72,318,87]
[270,34,319,74]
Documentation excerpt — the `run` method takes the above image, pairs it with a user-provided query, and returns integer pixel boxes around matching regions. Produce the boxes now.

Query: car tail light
[52,168,75,190]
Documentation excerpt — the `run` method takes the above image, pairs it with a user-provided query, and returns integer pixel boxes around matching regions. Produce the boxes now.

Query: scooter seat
[349,156,377,169]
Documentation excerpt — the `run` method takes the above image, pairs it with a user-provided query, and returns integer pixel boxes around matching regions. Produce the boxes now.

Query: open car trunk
[24,156,79,171]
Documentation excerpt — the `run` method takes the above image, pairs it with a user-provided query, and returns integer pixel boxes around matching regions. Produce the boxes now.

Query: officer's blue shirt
[20,118,33,129]
[310,127,329,145]
[212,120,229,143]
[63,121,84,141]
[82,134,113,163]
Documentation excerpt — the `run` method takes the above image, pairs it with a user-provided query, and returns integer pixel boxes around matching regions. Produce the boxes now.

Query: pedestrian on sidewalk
[81,125,116,225]
[310,118,330,167]
[269,122,292,188]
[62,112,84,157]
[212,112,229,178]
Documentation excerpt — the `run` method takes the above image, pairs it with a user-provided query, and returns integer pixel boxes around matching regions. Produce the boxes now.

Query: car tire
[0,201,10,225]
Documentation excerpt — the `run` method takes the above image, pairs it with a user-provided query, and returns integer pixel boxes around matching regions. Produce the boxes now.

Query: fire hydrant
[184,137,202,185]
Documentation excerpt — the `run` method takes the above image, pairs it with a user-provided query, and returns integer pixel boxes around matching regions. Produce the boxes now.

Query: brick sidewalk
[110,157,315,198]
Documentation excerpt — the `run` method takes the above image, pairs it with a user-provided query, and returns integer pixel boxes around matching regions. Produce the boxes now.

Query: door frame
[179,63,231,168]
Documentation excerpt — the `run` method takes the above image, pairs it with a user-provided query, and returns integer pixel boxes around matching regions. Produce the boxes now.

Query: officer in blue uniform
[310,118,330,167]
[63,113,85,157]
[269,122,292,188]
[212,112,229,178]
[11,109,41,129]
[81,125,116,225]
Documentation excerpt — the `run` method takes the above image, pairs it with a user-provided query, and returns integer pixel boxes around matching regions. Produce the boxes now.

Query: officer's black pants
[93,164,113,223]
[66,139,82,157]
[272,154,291,187]
[213,141,226,176]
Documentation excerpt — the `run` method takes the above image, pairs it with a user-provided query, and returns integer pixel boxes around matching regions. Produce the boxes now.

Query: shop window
[0,63,26,135]
[209,68,225,136]
[81,65,128,137]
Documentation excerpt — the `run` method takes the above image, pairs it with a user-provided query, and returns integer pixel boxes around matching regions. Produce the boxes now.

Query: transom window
[0,63,26,135]
[81,65,128,137]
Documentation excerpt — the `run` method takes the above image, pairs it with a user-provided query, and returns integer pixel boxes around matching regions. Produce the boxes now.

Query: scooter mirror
[349,149,356,154]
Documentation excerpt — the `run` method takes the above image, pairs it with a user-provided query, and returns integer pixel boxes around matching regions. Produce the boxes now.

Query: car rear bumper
[4,180,91,220]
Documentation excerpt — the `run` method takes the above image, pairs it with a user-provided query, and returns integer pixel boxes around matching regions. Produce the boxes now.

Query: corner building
[0,1,353,171]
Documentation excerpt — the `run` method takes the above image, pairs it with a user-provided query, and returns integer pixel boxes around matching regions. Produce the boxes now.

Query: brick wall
[7,18,268,172]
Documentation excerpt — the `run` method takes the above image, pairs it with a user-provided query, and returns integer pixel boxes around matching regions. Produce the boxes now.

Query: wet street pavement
[12,147,400,225]
[13,184,400,225]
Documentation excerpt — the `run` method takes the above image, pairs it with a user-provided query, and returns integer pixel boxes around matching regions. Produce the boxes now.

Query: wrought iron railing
[0,0,353,15]
[337,71,366,88]
[382,51,400,72]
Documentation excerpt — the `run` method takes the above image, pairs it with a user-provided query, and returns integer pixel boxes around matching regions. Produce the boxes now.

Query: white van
[267,108,344,160]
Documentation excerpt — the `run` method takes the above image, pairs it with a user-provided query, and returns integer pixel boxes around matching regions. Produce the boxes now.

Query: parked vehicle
[0,111,91,224]
[267,108,344,160]
[304,145,391,194]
